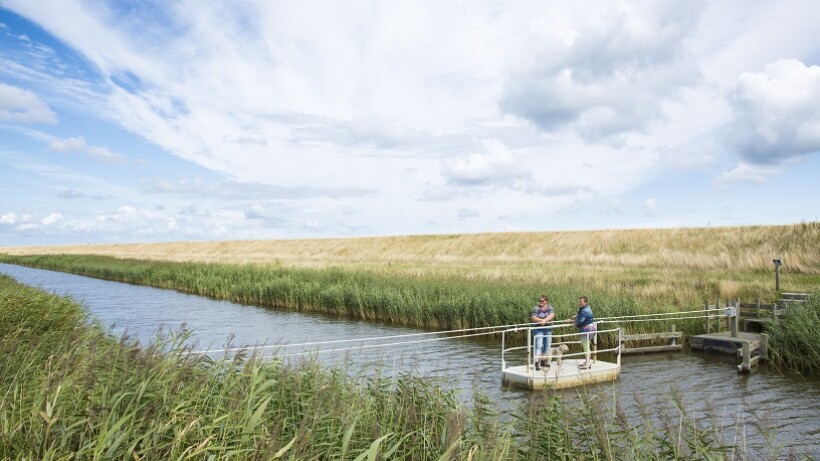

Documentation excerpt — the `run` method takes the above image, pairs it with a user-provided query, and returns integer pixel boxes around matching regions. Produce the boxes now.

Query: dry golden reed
[3,223,818,273]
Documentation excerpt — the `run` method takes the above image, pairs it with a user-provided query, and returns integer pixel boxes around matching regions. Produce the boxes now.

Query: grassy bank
[0,275,782,459]
[0,253,712,343]
[2,223,818,317]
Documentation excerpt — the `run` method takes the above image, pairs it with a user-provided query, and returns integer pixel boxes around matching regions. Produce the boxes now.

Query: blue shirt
[575,305,594,329]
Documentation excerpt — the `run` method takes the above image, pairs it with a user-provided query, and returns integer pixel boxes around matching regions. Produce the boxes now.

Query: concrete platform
[502,359,621,390]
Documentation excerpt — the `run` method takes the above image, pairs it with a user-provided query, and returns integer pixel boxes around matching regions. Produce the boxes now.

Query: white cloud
[727,59,820,164]
[444,139,530,187]
[41,212,62,226]
[0,212,17,224]
[645,198,657,213]
[715,162,782,186]
[0,82,57,123]
[47,136,126,163]
[1,1,819,244]
[499,1,701,140]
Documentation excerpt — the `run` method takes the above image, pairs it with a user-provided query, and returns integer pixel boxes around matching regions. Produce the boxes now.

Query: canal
[1,263,817,457]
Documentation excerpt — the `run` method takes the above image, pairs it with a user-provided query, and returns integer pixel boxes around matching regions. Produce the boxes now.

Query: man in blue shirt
[531,295,555,370]
[568,296,596,369]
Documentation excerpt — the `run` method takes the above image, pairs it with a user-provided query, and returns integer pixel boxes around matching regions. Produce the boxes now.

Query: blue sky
[1,1,819,246]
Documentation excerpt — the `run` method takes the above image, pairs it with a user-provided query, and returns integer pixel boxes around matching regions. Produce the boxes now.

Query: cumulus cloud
[41,212,62,226]
[0,212,17,224]
[48,136,126,163]
[727,59,820,164]
[715,162,782,186]
[0,82,57,123]
[443,139,530,187]
[500,2,700,140]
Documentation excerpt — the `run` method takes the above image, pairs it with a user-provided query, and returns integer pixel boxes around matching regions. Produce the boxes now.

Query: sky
[1,0,819,246]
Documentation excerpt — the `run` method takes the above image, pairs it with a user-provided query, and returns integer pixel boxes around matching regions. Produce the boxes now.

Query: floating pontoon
[500,325,622,390]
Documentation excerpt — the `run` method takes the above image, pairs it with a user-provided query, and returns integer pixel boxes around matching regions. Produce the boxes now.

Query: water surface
[1,263,817,457]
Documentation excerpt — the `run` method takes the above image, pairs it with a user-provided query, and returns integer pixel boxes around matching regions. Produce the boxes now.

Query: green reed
[0,254,710,343]
[2,275,791,459]
[764,293,820,375]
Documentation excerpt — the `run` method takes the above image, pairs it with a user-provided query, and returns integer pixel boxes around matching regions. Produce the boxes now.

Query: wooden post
[617,328,622,366]
[705,301,711,333]
[730,301,739,338]
[760,333,769,361]
[670,324,677,346]
[717,298,722,331]
[756,298,761,318]
[738,342,751,373]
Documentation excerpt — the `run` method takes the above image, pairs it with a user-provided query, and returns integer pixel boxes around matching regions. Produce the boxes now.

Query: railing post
[705,300,711,333]
[501,330,506,371]
[670,324,677,347]
[617,328,622,366]
[760,333,769,361]
[729,302,738,338]
[526,327,532,372]
[592,328,598,364]
[717,298,722,330]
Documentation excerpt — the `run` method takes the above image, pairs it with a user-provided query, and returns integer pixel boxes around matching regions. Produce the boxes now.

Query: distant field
[2,223,818,368]
[3,223,818,305]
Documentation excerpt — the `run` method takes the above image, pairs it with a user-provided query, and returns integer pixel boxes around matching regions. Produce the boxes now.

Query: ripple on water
[1,263,818,458]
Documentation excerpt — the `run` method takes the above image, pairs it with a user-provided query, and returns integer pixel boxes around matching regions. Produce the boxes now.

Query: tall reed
[764,293,820,375]
[2,275,788,459]
[0,254,710,342]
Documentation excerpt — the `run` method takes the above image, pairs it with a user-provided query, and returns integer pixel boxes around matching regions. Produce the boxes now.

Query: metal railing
[501,323,623,371]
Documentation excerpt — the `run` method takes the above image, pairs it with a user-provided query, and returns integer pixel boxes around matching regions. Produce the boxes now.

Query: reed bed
[0,275,792,459]
[0,253,715,344]
[764,293,820,375]
[3,223,818,274]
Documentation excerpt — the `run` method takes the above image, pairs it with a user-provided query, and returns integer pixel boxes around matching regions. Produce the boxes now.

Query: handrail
[502,325,622,371]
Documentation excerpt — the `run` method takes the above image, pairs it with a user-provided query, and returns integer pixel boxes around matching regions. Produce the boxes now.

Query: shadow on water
[1,263,818,457]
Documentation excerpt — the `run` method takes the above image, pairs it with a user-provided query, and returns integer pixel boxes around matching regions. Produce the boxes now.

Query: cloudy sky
[1,1,819,245]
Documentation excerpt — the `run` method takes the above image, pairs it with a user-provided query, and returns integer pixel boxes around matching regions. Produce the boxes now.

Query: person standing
[568,296,596,369]
[531,295,555,370]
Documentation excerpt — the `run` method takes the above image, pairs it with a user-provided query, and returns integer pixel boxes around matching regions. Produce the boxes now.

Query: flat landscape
[5,223,818,307]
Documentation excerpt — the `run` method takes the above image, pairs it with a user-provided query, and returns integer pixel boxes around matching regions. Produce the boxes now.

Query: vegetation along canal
[2,262,818,457]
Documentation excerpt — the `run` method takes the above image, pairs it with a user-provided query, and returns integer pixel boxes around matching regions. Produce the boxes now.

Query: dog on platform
[548,343,569,366]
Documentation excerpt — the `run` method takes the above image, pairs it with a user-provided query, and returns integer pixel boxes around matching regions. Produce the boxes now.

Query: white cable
[264,327,510,358]
[599,314,713,324]
[597,307,723,321]
[190,320,538,354]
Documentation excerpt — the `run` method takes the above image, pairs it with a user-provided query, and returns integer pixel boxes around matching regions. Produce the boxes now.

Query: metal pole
[730,302,738,338]
[526,327,532,372]
[501,330,506,371]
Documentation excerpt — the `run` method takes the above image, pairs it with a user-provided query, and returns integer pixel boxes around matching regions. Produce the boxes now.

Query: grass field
[3,223,818,304]
[1,222,818,370]
[0,275,779,459]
